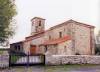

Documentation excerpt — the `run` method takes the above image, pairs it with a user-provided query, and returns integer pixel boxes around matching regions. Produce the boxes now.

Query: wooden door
[30,45,36,55]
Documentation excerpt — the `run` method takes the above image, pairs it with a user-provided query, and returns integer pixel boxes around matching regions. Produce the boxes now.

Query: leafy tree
[0,0,17,45]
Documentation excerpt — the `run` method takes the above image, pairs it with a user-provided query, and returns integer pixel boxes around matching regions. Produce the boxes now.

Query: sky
[10,0,100,43]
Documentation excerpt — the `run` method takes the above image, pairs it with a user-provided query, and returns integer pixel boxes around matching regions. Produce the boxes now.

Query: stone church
[10,17,95,55]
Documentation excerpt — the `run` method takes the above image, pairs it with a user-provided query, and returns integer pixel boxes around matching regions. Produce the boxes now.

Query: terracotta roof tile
[31,17,45,21]
[42,35,71,45]
[50,19,95,30]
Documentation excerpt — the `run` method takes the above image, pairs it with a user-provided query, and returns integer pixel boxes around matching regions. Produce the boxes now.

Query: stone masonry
[45,55,100,65]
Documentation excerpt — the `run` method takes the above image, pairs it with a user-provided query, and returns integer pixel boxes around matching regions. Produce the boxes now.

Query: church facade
[22,17,95,55]
[10,17,95,55]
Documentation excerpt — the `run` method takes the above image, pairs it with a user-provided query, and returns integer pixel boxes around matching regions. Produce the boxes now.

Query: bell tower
[31,17,45,35]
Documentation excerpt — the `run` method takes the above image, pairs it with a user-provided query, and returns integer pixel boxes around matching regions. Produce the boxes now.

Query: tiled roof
[10,40,25,45]
[50,19,95,30]
[25,31,45,42]
[31,17,45,21]
[41,35,71,45]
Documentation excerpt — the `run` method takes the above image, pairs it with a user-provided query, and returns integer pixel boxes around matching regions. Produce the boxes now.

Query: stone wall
[31,36,45,45]
[45,55,100,65]
[58,40,73,55]
[23,40,31,54]
[72,23,92,55]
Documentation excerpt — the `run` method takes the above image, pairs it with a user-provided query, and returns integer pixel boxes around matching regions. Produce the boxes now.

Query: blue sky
[10,0,100,43]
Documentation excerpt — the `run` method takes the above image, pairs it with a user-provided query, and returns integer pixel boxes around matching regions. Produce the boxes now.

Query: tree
[0,0,17,45]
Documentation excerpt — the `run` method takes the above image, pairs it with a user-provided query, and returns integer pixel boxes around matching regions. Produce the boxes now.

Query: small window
[64,46,66,52]
[17,45,20,51]
[15,45,17,50]
[49,35,51,40]
[75,53,80,55]
[64,28,65,31]
[45,46,48,52]
[59,32,62,38]
[39,20,41,26]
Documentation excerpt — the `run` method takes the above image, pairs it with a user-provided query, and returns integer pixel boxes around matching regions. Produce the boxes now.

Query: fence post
[44,55,45,65]
[27,52,29,67]
[9,54,11,67]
